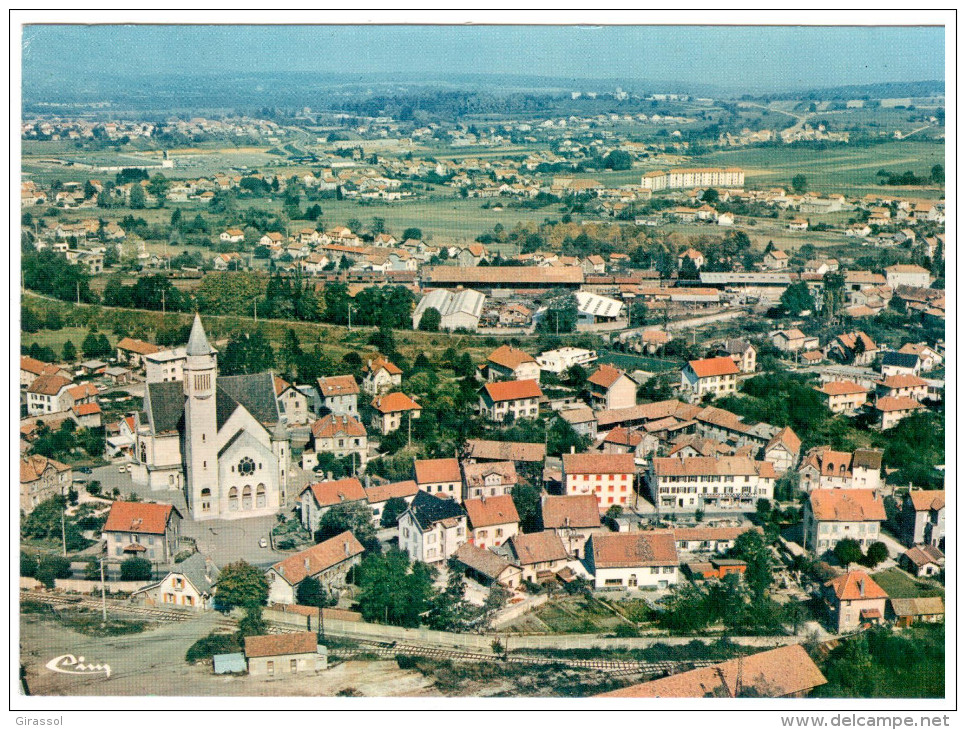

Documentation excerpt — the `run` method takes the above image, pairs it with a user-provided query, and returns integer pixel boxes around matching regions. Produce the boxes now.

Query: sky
[22,24,945,93]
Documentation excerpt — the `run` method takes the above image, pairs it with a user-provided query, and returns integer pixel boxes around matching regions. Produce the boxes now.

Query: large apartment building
[642,167,745,191]
[647,455,776,513]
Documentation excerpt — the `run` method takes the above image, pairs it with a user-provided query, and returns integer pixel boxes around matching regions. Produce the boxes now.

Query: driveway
[183,515,287,569]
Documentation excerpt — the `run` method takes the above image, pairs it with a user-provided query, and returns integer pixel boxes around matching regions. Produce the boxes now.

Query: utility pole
[254,299,257,323]
[76,281,80,305]
[100,556,107,624]
[407,409,412,448]
[60,495,67,557]
[161,289,165,315]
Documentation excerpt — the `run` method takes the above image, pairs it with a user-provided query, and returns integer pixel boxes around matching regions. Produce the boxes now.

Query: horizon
[22,25,945,96]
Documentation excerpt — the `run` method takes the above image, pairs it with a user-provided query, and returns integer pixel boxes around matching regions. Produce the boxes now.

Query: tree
[296,576,326,608]
[703,187,720,204]
[314,501,379,552]
[863,541,889,568]
[20,552,38,578]
[120,557,153,581]
[355,549,436,627]
[237,604,267,637]
[511,482,543,533]
[780,281,813,315]
[679,255,700,281]
[84,558,100,581]
[146,174,171,207]
[61,340,77,362]
[380,497,409,528]
[36,555,71,589]
[833,538,864,567]
[792,174,808,194]
[418,307,441,332]
[402,227,423,241]
[128,183,147,210]
[930,164,944,185]
[603,150,633,170]
[215,560,269,609]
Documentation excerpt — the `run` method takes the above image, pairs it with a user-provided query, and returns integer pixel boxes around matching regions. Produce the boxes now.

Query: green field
[21,325,102,355]
[694,140,945,198]
[528,596,628,634]
[871,568,944,599]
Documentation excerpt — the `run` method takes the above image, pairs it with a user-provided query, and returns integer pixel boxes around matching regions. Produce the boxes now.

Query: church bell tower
[183,314,219,519]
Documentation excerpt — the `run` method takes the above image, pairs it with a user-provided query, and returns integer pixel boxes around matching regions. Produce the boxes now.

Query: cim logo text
[45,654,111,678]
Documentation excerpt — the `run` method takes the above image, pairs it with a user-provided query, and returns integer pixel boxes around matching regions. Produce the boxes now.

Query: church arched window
[140,442,147,463]
[228,487,238,511]
[242,485,252,510]
[256,484,266,508]
[201,488,211,513]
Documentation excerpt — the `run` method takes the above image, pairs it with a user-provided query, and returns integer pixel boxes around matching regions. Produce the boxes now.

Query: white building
[398,491,468,564]
[648,456,776,513]
[804,489,886,555]
[536,347,598,374]
[144,347,187,384]
[266,530,365,605]
[587,531,679,589]
[412,288,486,331]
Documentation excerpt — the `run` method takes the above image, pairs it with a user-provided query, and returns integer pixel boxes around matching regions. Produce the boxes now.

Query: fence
[491,594,548,629]
[20,577,149,594]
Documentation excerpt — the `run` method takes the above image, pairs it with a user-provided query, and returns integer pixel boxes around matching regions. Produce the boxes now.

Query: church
[130,315,291,521]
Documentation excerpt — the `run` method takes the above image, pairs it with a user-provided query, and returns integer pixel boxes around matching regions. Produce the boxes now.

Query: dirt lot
[20,613,439,697]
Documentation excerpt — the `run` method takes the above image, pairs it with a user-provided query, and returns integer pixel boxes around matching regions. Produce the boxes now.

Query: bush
[185,632,242,663]
[20,552,38,578]
[173,549,194,563]
[85,482,102,496]
[36,555,72,588]
[395,653,419,669]
[611,623,641,638]
[120,557,153,581]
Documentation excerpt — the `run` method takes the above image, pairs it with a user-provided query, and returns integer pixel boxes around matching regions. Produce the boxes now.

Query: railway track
[318,635,714,677]
[22,591,194,622]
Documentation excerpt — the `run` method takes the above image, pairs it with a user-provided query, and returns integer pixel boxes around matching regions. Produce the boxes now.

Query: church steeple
[186,313,215,356]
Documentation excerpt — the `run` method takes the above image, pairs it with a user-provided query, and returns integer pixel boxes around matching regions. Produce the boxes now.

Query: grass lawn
[598,351,681,374]
[21,326,103,356]
[530,596,626,634]
[872,567,944,599]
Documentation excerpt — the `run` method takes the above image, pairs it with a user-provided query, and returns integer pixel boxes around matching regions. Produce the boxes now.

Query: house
[587,365,637,410]
[648,456,776,513]
[504,531,570,583]
[361,357,403,396]
[315,375,359,416]
[680,357,740,401]
[804,490,886,555]
[897,342,942,373]
[540,494,603,559]
[275,377,310,425]
[587,531,678,590]
[714,339,757,374]
[685,558,747,581]
[600,427,650,458]
[825,332,878,367]
[463,439,546,466]
[478,380,543,422]
[875,374,928,402]
[298,478,367,533]
[20,356,71,389]
[900,544,944,578]
[562,452,636,512]
[303,414,367,470]
[144,347,187,384]
[220,228,245,244]
[398,490,467,564]
[133,553,219,611]
[788,218,809,232]
[770,328,819,353]
[364,480,419,525]
[481,345,540,382]
[875,396,926,429]
[26,374,74,415]
[20,455,71,514]
[672,525,762,554]
[888,596,945,628]
[116,337,161,368]
[816,381,869,415]
[597,644,827,698]
[212,252,244,271]
[452,543,523,590]
[414,457,463,503]
[102,501,183,563]
[462,461,517,500]
[798,446,882,492]
[72,401,103,428]
[884,264,931,289]
[244,632,324,676]
[536,347,598,374]
[879,351,921,377]
[823,571,888,632]
[901,490,944,549]
[763,249,789,270]
[266,531,365,604]
[763,426,802,474]
[558,406,598,439]
[370,392,421,434]
[464,495,519,550]
[677,248,705,270]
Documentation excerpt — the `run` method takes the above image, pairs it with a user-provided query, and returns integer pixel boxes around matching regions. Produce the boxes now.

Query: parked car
[78,466,93,474]
[259,538,269,548]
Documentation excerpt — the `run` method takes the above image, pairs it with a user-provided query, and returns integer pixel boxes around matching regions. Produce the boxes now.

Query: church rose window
[238,457,256,476]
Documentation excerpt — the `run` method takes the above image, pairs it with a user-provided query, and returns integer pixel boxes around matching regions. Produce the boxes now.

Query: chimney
[365,474,371,489]
[570,445,576,454]
[859,577,865,597]
[304,558,311,571]
[344,541,350,557]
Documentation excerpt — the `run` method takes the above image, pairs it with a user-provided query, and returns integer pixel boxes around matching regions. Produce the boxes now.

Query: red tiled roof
[481,379,543,403]
[271,531,365,585]
[590,531,678,568]
[818,381,868,397]
[462,461,517,489]
[301,478,366,508]
[673,525,762,543]
[766,426,801,455]
[245,631,318,659]
[20,356,63,377]
[463,495,520,529]
[20,455,70,483]
[27,374,72,396]
[875,396,926,413]
[73,402,102,416]
[825,571,888,600]
[311,414,366,439]
[464,439,546,463]
[878,374,927,389]
[371,392,421,413]
[809,489,885,522]
[317,375,360,397]
[908,490,944,512]
[541,495,602,530]
[103,501,178,535]
[414,458,461,485]
[486,345,536,370]
[116,337,160,356]
[587,364,627,389]
[364,480,419,504]
[563,452,635,475]
[509,532,569,565]
[364,357,402,376]
[687,356,740,378]
[67,382,99,400]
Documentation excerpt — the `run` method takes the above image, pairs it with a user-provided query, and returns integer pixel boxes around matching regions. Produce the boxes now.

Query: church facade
[131,316,291,521]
